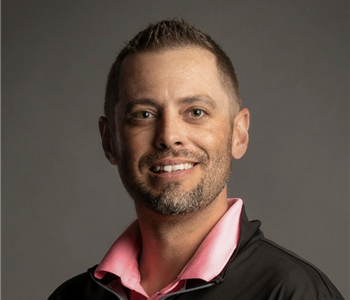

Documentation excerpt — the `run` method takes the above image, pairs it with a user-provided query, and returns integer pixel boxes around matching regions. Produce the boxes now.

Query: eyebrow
[123,94,217,113]
[124,98,159,113]
[178,95,217,109]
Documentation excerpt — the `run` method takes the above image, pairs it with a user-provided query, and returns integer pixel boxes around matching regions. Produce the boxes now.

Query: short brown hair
[104,19,241,123]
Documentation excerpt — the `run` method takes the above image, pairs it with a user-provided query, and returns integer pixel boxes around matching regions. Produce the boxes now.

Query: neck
[135,189,229,296]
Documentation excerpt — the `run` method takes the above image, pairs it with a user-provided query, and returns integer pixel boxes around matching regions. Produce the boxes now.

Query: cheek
[191,123,232,154]
[117,127,153,160]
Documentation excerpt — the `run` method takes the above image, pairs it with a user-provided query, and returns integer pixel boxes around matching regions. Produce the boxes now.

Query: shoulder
[224,237,344,299]
[258,239,333,283]
[48,267,115,300]
[49,271,93,300]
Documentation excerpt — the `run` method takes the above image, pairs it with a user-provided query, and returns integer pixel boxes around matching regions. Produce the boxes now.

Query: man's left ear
[231,108,250,159]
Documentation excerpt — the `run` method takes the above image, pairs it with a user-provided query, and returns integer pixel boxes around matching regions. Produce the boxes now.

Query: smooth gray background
[2,1,349,299]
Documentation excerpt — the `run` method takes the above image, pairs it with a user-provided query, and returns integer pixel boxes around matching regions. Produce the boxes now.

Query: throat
[135,192,229,296]
[138,232,199,296]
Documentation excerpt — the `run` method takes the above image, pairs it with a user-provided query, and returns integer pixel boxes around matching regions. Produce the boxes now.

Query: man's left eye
[190,109,204,117]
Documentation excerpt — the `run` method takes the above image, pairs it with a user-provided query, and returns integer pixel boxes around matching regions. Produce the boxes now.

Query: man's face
[113,47,235,215]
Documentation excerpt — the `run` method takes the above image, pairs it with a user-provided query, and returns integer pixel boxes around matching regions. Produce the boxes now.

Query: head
[100,19,249,216]
[104,19,242,126]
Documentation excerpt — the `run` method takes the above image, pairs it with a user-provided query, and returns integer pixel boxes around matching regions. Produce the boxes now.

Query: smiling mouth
[151,163,196,173]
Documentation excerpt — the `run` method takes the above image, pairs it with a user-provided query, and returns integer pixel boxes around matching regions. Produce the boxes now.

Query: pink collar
[95,198,243,297]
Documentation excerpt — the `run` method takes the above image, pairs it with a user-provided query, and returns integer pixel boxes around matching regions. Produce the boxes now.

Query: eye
[137,111,153,119]
[190,109,204,117]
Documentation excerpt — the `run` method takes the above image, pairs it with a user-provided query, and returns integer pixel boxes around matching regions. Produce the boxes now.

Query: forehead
[118,47,230,108]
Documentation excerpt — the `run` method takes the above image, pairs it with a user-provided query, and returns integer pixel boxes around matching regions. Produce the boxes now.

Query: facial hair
[117,142,232,215]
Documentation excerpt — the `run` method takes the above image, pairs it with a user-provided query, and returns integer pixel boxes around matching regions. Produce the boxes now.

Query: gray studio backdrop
[2,1,349,299]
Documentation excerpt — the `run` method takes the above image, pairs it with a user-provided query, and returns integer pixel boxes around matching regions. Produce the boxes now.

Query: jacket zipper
[159,282,215,299]
[90,272,216,300]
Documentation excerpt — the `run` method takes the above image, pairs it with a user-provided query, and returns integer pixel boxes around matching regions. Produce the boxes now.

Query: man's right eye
[137,111,153,119]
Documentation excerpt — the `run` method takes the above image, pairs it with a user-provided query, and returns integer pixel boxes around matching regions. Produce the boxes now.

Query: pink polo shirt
[95,198,243,300]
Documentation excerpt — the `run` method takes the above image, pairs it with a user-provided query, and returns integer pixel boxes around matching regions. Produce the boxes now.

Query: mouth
[151,163,197,174]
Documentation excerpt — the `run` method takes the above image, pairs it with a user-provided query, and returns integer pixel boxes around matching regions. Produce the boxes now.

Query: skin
[99,47,250,296]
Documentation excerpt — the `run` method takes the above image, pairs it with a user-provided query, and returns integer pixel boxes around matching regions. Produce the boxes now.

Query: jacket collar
[208,205,263,284]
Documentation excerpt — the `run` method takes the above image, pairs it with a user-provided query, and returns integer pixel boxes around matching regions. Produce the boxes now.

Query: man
[49,19,344,300]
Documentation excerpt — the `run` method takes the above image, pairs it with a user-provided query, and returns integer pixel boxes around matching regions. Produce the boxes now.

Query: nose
[155,113,185,149]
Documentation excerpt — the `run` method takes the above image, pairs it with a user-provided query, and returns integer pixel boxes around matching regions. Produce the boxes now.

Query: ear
[231,108,250,159]
[99,116,118,165]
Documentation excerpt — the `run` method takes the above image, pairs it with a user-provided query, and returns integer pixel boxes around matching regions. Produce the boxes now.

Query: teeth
[153,163,194,173]
[164,165,172,172]
[172,164,184,171]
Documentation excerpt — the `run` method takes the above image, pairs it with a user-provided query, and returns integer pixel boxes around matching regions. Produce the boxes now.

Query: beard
[116,141,232,215]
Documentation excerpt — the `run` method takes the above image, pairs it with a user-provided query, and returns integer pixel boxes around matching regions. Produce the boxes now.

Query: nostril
[159,142,168,149]
[158,141,181,149]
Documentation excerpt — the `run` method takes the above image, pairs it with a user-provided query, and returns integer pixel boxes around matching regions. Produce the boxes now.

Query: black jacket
[49,208,344,300]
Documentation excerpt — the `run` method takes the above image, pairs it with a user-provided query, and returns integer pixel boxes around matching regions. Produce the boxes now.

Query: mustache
[139,148,209,168]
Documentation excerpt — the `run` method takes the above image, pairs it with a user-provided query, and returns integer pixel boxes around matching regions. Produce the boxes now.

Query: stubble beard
[117,143,232,215]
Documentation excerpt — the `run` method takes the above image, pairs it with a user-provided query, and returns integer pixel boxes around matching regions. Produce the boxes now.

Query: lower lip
[149,164,198,180]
